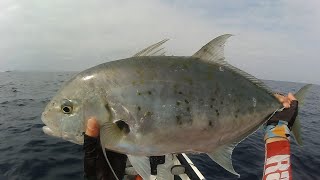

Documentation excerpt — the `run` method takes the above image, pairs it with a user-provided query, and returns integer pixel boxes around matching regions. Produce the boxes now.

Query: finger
[284,97,292,107]
[283,101,290,108]
[277,94,291,108]
[288,92,297,101]
[274,94,286,103]
[86,117,100,137]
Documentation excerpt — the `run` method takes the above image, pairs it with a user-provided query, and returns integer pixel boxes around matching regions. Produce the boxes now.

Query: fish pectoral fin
[133,39,169,57]
[192,34,233,63]
[292,84,312,146]
[100,121,125,148]
[127,155,152,180]
[207,142,240,177]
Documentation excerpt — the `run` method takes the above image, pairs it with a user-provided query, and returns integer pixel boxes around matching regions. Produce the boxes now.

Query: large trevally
[42,34,309,178]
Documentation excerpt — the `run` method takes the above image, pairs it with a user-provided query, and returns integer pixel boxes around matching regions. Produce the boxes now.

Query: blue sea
[0,72,319,180]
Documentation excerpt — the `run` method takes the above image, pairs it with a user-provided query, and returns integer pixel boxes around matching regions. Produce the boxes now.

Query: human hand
[274,92,297,108]
[85,117,100,138]
[268,93,298,129]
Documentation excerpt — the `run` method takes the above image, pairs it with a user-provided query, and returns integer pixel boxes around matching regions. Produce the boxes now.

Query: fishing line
[100,137,120,180]
[266,107,285,122]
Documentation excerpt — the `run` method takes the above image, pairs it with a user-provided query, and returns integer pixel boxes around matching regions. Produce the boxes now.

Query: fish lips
[42,126,61,138]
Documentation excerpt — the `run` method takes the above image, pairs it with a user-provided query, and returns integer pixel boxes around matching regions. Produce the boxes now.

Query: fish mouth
[42,126,83,144]
[42,126,61,138]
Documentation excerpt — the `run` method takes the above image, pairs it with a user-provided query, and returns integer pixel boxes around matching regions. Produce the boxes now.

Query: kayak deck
[124,153,205,180]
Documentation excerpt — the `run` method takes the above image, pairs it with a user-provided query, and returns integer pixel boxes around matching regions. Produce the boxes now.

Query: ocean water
[0,72,319,180]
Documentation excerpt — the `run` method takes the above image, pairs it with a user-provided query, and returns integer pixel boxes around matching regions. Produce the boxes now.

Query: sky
[0,0,319,84]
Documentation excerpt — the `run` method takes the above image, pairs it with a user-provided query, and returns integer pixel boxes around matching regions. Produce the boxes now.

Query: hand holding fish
[83,117,128,180]
[269,93,298,129]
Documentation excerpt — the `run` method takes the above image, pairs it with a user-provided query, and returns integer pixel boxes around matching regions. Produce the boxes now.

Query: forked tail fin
[292,84,312,146]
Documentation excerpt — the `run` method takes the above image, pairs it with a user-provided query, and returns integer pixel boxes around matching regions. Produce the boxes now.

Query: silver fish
[42,34,309,178]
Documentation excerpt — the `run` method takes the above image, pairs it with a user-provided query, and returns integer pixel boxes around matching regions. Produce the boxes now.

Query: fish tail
[292,84,312,146]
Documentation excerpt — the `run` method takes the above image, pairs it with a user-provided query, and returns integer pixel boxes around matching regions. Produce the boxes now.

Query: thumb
[86,117,100,138]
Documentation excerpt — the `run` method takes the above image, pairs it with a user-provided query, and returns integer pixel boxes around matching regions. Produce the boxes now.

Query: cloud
[0,0,319,84]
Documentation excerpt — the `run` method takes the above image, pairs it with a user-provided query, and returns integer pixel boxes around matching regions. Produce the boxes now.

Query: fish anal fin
[192,34,233,63]
[207,142,240,177]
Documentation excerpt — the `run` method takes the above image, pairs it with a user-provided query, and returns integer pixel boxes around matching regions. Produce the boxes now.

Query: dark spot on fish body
[220,101,223,105]
[178,91,183,95]
[209,120,213,127]
[176,115,182,125]
[235,114,238,118]
[184,99,189,104]
[186,107,190,112]
[215,109,220,116]
[211,98,215,102]
[210,105,213,108]
[176,101,181,106]
[148,91,152,95]
[137,106,141,111]
[137,92,142,96]
[145,111,153,116]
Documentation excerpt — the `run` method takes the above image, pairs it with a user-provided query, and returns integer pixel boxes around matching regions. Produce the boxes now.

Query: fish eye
[61,99,73,114]
[62,106,72,114]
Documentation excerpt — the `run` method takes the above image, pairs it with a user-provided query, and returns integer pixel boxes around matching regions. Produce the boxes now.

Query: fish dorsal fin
[207,142,240,177]
[192,34,232,62]
[133,39,169,57]
[292,84,312,146]
[127,155,152,180]
[193,34,274,95]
